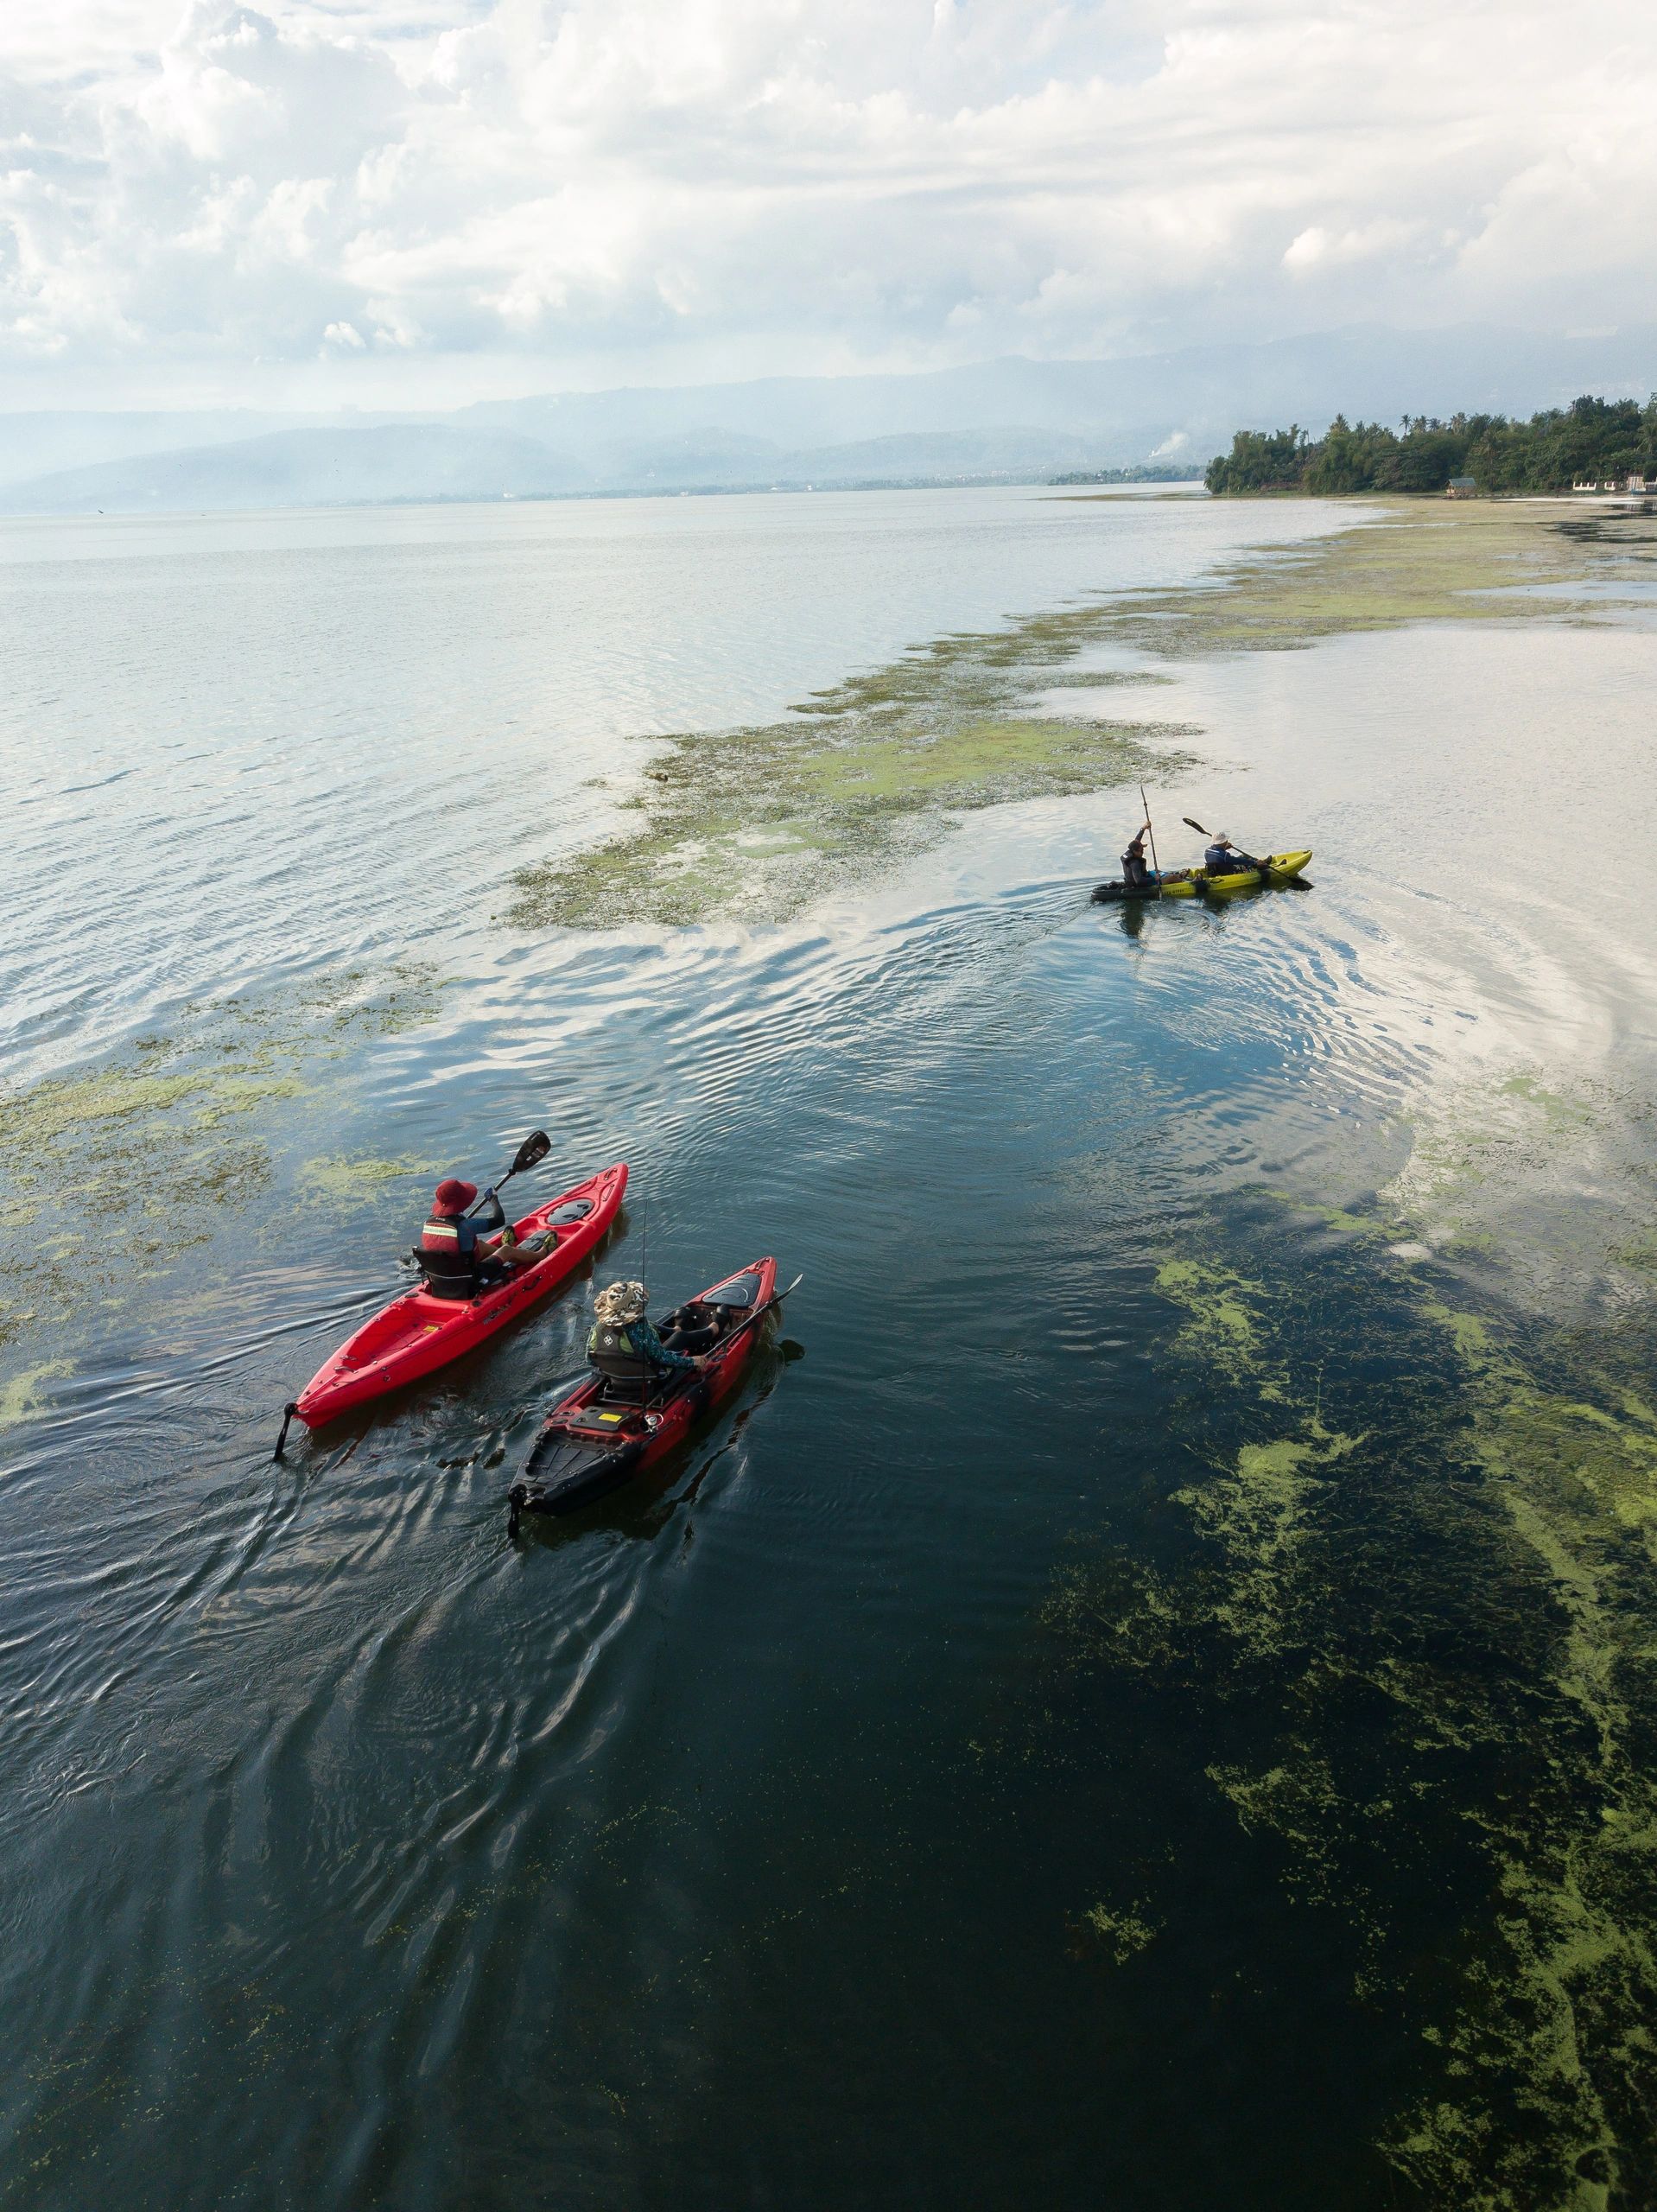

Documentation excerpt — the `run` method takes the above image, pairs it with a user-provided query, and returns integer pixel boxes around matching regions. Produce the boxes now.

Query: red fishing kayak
[292,1161,628,1429]
[509,1255,781,1525]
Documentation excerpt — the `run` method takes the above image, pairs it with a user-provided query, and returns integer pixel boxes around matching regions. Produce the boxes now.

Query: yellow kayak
[1161,849,1312,898]
[1092,850,1312,903]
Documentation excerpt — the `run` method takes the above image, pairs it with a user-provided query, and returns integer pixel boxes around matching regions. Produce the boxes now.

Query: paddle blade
[1182,816,1208,835]
[512,1131,552,1175]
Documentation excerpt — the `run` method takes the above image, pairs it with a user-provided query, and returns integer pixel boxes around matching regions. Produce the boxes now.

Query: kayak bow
[290,1161,628,1431]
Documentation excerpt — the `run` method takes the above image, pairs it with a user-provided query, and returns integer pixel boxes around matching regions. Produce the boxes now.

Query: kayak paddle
[721,1272,803,1354]
[1140,782,1163,897]
[467,1129,552,1217]
[1183,816,1262,872]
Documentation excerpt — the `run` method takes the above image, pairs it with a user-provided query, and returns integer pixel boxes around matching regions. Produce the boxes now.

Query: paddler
[1121,819,1157,890]
[587,1281,708,1379]
[1203,832,1260,877]
[416,1178,551,1300]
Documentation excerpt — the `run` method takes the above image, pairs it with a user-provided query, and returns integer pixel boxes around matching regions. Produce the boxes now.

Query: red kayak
[291,1162,628,1429]
[509,1256,782,1525]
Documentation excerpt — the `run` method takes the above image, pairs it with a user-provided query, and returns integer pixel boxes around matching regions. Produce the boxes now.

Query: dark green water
[3,490,1655,2209]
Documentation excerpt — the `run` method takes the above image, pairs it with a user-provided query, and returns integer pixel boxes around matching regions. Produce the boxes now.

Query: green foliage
[1201,423,1310,492]
[1206,394,1657,496]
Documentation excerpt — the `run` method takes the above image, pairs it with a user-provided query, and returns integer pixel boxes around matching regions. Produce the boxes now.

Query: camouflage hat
[594,1280,648,1325]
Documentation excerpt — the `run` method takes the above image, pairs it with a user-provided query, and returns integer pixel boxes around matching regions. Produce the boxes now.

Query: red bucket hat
[433,1179,477,1215]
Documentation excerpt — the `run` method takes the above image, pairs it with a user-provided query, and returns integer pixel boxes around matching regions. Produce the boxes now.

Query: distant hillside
[453,324,1657,457]
[0,422,1127,515]
[3,425,582,515]
[1,322,1651,514]
[0,407,327,489]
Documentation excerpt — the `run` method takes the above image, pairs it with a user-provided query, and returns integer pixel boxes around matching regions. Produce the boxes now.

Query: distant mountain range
[2,322,1652,516]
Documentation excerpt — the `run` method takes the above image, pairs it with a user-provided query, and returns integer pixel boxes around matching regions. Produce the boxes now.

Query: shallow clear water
[2,488,1654,2209]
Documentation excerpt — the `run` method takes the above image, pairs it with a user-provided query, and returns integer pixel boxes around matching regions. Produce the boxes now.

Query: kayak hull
[1092,849,1312,902]
[294,1161,628,1428]
[510,1257,778,1522]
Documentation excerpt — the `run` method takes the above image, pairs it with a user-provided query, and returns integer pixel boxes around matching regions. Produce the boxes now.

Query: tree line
[1204,394,1657,495]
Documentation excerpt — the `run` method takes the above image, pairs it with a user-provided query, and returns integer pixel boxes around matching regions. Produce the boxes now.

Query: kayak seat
[595,1376,652,1405]
[587,1342,663,1405]
[410,1248,475,1300]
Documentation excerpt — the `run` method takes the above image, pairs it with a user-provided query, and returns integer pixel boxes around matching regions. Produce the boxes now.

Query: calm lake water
[2,486,1654,2209]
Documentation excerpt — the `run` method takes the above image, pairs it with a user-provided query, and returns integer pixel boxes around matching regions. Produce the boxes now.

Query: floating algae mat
[1033,1193,1657,2210]
[508,499,1650,930]
[0,966,442,1387]
[508,677,1197,929]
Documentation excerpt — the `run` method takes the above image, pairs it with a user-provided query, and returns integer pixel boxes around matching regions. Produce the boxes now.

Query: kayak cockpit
[580,1268,765,1414]
[509,1259,778,1526]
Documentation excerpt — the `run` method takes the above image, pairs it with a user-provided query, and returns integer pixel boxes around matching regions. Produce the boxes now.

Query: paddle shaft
[663,1274,803,1379]
[467,1131,552,1219]
[1182,816,1263,873]
[467,1163,523,1220]
[1140,783,1162,897]
[714,1272,803,1357]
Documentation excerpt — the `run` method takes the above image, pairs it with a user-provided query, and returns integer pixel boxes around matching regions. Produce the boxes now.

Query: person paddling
[1121,819,1157,890]
[1203,831,1260,878]
[416,1178,550,1301]
[587,1281,708,1382]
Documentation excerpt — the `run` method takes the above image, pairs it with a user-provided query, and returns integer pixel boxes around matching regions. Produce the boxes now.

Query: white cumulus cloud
[0,0,1653,404]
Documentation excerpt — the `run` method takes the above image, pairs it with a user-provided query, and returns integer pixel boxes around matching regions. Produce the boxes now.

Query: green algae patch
[1036,1191,1657,2207]
[0,966,443,1380]
[1377,1300,1657,2209]
[1381,1066,1657,1313]
[506,499,1644,930]
[507,693,1195,929]
[1155,1257,1288,1401]
[295,1154,441,1208]
[1067,494,1649,658]
[1175,1426,1365,1659]
[0,1359,73,1431]
[1076,1900,1161,1967]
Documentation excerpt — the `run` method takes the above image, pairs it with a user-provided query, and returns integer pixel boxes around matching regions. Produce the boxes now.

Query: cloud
[1,0,1653,403]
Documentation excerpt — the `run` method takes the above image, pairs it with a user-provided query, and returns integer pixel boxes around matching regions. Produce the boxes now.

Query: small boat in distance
[1092,848,1312,902]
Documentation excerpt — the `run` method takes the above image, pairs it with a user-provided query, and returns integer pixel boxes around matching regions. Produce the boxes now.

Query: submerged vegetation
[0,967,442,1387]
[505,655,1197,928]
[508,497,1644,930]
[1206,393,1657,496]
[1038,1073,1657,2209]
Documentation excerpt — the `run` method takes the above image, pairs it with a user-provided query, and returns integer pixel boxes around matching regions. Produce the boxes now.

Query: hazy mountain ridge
[2,322,1651,514]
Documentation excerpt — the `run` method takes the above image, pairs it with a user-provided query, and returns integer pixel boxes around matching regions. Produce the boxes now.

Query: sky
[1,0,1652,410]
